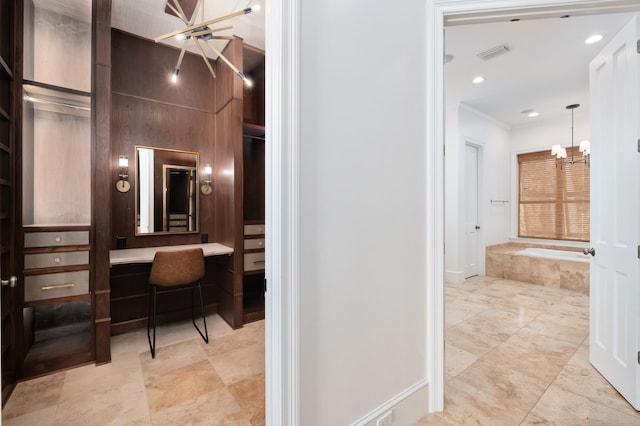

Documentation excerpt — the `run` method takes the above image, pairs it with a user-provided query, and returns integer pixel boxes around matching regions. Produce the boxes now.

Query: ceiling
[444,11,640,127]
[111,0,265,58]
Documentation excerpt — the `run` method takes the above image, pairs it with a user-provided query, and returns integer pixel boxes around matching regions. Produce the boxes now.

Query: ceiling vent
[477,45,510,61]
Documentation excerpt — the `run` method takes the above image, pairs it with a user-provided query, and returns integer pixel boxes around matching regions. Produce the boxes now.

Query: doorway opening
[432,0,640,414]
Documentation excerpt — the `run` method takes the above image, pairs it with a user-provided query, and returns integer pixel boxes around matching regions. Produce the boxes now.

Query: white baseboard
[350,379,430,426]
[445,270,465,284]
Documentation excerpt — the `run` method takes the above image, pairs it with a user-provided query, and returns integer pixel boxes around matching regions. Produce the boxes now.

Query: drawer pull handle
[41,283,75,291]
[253,260,265,264]
[54,257,61,263]
[54,236,62,242]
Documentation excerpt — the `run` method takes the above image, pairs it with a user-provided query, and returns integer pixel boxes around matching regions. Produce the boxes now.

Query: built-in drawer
[24,231,89,248]
[244,238,265,250]
[24,251,89,269]
[25,270,89,302]
[244,224,265,236]
[244,252,265,272]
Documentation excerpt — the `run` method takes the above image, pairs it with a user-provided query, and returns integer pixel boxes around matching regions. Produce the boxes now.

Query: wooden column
[93,0,112,364]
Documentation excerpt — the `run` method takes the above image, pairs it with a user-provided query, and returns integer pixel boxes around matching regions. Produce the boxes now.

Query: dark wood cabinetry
[241,48,265,324]
[1,0,19,404]
[242,124,265,324]
[21,226,93,377]
[213,40,265,328]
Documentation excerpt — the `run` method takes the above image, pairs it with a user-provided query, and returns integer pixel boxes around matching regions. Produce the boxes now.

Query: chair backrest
[148,248,205,286]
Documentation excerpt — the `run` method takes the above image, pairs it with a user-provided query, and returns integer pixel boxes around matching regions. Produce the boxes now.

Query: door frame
[265,0,300,424]
[427,0,640,413]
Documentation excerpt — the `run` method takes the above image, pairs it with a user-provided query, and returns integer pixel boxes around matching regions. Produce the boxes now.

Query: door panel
[1,0,17,405]
[463,143,479,278]
[589,16,640,410]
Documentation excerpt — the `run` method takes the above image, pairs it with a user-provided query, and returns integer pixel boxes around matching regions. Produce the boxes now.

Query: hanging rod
[243,134,265,141]
[24,95,91,112]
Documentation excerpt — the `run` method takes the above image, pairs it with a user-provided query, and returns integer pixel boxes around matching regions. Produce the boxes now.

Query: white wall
[298,0,428,424]
[444,104,511,282]
[510,110,590,152]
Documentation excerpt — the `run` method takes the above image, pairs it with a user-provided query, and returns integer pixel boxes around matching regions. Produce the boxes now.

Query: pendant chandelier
[155,0,255,86]
[550,103,590,169]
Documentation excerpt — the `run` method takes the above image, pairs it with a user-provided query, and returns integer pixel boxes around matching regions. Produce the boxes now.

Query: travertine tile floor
[4,277,640,425]
[2,316,265,426]
[418,276,640,425]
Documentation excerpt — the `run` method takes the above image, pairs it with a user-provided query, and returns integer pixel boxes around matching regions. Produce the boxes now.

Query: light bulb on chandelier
[550,104,590,169]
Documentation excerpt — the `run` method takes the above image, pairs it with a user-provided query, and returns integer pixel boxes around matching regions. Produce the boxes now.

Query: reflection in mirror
[135,146,199,235]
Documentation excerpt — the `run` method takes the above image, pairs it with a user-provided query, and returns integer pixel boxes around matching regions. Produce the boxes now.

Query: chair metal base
[147,281,209,358]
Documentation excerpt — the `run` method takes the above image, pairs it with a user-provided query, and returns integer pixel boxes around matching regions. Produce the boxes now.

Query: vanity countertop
[109,243,233,265]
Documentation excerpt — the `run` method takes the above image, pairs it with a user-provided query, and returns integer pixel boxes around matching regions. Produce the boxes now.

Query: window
[518,147,590,241]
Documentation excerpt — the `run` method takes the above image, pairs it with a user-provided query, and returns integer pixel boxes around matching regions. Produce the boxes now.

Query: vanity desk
[108,243,233,335]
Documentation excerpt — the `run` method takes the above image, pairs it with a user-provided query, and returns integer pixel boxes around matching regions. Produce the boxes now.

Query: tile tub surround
[486,243,590,294]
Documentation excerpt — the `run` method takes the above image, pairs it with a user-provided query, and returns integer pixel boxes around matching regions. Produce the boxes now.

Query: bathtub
[486,242,590,294]
[516,247,590,263]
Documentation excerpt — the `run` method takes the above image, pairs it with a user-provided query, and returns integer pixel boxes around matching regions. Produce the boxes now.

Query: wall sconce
[201,164,212,195]
[116,155,130,193]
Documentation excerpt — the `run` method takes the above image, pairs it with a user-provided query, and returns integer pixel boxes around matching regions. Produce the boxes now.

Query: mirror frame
[134,145,200,236]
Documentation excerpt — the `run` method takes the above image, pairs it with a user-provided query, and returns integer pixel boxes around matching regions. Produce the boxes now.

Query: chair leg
[147,285,157,358]
[191,282,208,344]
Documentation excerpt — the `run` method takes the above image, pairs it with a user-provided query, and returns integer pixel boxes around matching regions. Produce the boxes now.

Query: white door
[589,16,640,410]
[463,143,480,278]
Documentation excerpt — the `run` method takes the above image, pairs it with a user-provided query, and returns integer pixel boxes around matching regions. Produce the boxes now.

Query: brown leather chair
[147,248,208,358]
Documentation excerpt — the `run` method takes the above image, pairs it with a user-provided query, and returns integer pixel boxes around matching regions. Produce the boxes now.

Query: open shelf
[22,322,92,378]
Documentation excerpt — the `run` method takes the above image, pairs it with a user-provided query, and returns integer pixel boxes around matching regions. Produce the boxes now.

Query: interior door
[1,0,18,405]
[0,143,17,405]
[589,16,640,410]
[463,143,479,278]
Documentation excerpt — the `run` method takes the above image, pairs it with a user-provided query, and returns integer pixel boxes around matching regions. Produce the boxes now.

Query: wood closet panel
[111,29,214,111]
[110,30,216,249]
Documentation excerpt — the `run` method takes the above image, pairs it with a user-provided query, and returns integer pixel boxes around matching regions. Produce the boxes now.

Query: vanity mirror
[135,146,199,235]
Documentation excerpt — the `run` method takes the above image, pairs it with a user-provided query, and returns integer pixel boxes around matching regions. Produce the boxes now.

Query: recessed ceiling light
[585,34,603,44]
[472,76,485,84]
[521,109,539,117]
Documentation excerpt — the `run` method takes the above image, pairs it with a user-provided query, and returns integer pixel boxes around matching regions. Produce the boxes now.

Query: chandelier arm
[205,40,242,76]
[176,47,187,70]
[193,39,217,78]
[154,8,251,43]
[166,0,189,24]
[190,26,233,38]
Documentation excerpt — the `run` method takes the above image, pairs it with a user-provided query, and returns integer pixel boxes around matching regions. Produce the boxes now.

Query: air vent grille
[477,45,509,61]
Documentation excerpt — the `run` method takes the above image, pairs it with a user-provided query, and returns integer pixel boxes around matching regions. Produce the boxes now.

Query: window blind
[518,147,590,241]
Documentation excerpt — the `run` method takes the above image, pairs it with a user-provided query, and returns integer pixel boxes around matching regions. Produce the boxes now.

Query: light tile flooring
[2,316,265,426]
[418,276,640,425]
[4,277,640,425]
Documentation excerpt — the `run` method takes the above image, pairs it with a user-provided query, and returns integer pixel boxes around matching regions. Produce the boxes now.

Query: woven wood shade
[518,147,590,241]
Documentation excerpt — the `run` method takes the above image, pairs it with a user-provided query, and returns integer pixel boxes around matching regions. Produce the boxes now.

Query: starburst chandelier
[155,0,255,86]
